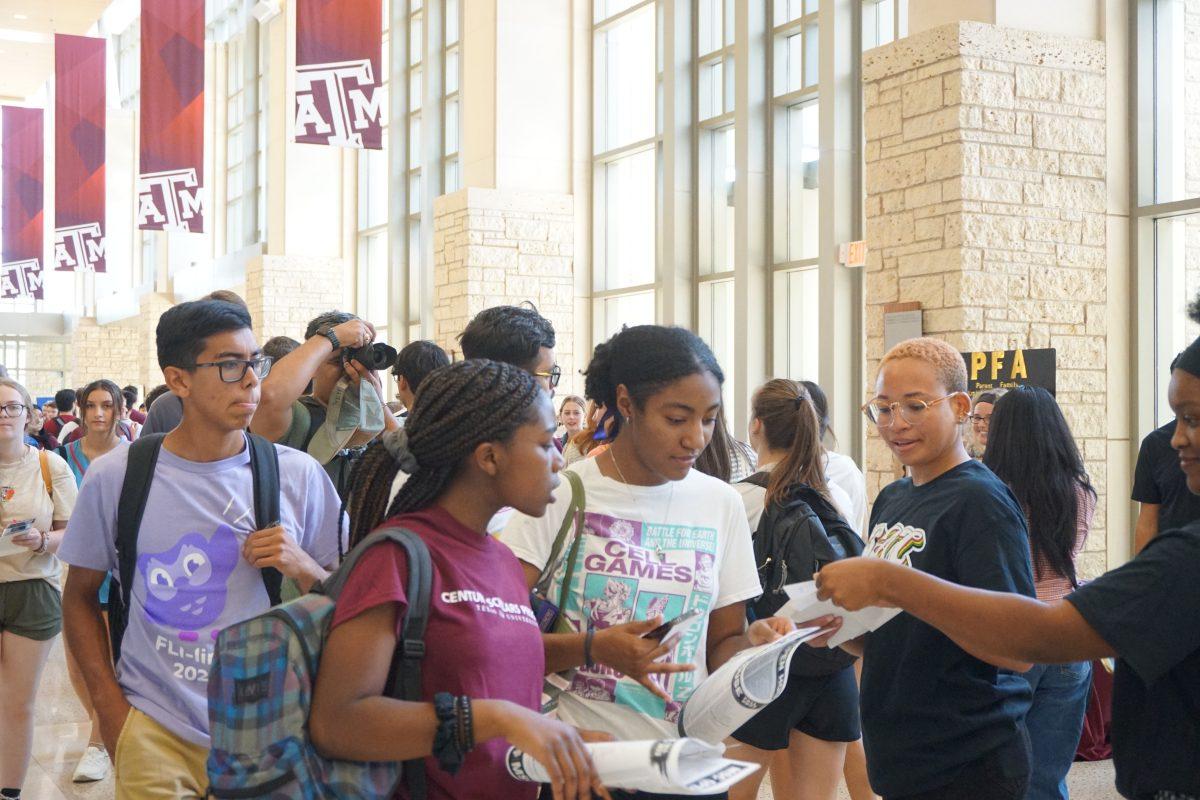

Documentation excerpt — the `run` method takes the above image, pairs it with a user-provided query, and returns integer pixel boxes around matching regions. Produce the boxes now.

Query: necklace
[608,449,675,561]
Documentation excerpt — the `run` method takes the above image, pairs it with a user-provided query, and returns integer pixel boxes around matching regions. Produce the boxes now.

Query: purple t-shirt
[59,435,345,746]
[332,507,544,800]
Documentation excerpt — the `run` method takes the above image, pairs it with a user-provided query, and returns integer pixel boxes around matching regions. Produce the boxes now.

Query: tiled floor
[21,637,1120,800]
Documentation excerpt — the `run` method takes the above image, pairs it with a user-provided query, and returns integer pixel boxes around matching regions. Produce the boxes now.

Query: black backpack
[107,433,282,664]
[741,471,864,675]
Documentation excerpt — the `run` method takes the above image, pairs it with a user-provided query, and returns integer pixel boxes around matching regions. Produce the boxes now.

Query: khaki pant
[114,707,209,799]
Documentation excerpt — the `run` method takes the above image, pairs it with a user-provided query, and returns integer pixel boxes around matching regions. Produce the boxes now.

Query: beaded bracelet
[431,692,464,775]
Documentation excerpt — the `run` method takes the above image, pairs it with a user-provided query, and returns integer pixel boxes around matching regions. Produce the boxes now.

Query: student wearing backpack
[59,300,345,800]
[727,379,862,800]
[504,326,793,800]
[812,338,1037,800]
[58,379,131,784]
[311,360,607,800]
[0,377,78,800]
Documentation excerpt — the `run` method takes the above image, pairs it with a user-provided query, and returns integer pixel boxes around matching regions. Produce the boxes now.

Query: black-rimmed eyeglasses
[195,357,273,384]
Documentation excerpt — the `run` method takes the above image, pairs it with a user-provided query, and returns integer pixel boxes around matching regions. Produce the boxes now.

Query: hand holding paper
[676,626,830,745]
[778,578,901,648]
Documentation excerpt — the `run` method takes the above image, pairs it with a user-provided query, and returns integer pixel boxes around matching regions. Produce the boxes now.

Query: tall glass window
[358,0,391,360]
[770,0,820,380]
[592,0,659,345]
[1141,0,1200,424]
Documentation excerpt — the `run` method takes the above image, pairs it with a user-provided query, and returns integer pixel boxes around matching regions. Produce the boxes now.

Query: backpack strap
[246,433,283,607]
[111,433,167,664]
[740,471,771,490]
[321,525,432,800]
[39,449,52,498]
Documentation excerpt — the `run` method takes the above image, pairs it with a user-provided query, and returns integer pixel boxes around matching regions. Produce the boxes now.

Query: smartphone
[644,608,703,642]
[2,518,35,536]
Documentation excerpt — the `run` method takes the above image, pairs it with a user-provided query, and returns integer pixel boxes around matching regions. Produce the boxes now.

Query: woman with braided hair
[310,360,609,800]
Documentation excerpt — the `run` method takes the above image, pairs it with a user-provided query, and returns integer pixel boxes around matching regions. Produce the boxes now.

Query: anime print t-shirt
[502,457,761,740]
[59,436,344,746]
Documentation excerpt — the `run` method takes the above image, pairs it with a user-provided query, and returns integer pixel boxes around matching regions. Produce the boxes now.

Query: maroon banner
[1,107,45,299]
[54,33,106,273]
[139,0,205,232]
[294,0,383,149]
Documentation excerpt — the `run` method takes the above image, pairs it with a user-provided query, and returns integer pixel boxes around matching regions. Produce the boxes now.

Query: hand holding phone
[644,608,704,644]
[2,518,35,537]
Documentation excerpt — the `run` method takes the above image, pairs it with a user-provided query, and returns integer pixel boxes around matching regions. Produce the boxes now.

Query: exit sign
[839,241,868,267]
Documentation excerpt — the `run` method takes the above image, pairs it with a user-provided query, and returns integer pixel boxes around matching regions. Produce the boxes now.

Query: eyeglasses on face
[0,402,28,418]
[861,394,963,428]
[968,413,992,425]
[534,365,562,389]
[195,356,274,384]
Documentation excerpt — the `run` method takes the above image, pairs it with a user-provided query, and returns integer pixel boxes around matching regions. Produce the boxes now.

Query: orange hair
[878,337,968,394]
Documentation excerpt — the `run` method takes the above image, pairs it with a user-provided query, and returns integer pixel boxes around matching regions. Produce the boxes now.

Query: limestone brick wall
[432,188,577,396]
[69,317,142,391]
[863,22,1110,577]
[245,255,346,343]
[138,293,176,391]
[22,340,70,399]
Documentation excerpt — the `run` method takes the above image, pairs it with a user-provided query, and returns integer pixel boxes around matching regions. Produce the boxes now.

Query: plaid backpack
[206,526,433,799]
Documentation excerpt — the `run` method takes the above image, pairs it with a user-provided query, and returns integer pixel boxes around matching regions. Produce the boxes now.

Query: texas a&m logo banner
[294,0,383,149]
[139,0,205,233]
[1,107,45,299]
[54,34,106,273]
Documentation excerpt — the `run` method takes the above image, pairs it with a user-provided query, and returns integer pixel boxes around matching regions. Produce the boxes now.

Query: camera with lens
[343,341,398,372]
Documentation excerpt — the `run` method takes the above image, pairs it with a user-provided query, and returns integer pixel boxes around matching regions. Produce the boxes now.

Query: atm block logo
[294,0,383,150]
[138,169,204,232]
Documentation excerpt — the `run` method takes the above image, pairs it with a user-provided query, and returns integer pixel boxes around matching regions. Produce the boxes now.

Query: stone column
[863,22,1109,576]
[245,254,346,342]
[138,293,176,390]
[432,188,577,395]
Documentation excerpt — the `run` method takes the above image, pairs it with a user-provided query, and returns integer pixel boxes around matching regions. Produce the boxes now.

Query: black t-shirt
[1131,422,1200,532]
[861,459,1036,797]
[1066,524,1200,799]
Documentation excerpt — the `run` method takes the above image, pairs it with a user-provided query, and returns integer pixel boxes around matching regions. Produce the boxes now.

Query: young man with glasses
[60,300,344,799]
[458,303,560,395]
[837,337,1036,800]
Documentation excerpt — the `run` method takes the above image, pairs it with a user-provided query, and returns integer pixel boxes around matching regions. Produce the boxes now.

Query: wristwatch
[316,326,341,351]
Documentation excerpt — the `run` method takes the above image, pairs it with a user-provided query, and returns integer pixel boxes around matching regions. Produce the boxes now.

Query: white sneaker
[72,744,110,783]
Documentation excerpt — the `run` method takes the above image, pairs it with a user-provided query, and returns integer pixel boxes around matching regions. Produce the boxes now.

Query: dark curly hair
[345,359,545,548]
[458,304,555,370]
[584,325,724,441]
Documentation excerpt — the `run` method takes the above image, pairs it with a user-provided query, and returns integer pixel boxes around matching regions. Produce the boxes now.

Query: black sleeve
[1131,431,1165,504]
[1067,529,1200,684]
[952,485,1036,599]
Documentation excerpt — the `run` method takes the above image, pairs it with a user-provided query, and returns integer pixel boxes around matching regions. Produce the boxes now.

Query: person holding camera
[250,310,401,499]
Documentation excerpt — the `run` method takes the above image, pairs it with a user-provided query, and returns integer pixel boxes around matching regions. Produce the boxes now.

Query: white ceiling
[0,0,111,103]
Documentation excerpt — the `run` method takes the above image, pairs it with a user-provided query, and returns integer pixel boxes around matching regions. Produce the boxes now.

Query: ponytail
[752,379,828,506]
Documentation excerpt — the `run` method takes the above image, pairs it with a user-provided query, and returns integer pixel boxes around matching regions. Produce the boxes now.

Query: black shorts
[732,665,861,750]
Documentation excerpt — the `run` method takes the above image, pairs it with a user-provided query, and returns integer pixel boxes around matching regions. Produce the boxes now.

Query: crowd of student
[0,289,1194,800]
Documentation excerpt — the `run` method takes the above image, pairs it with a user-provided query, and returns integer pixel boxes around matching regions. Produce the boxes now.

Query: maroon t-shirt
[331,506,544,800]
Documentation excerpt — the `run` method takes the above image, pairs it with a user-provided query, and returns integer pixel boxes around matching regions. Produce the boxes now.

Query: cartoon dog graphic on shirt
[867,522,927,567]
[138,524,239,640]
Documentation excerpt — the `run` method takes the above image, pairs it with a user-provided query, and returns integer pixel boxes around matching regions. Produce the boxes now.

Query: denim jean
[1023,660,1093,800]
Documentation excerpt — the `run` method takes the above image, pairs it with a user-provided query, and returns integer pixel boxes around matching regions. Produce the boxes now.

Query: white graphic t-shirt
[502,457,761,740]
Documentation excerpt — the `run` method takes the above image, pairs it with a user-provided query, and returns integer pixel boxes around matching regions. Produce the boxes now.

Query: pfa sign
[962,348,1056,396]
